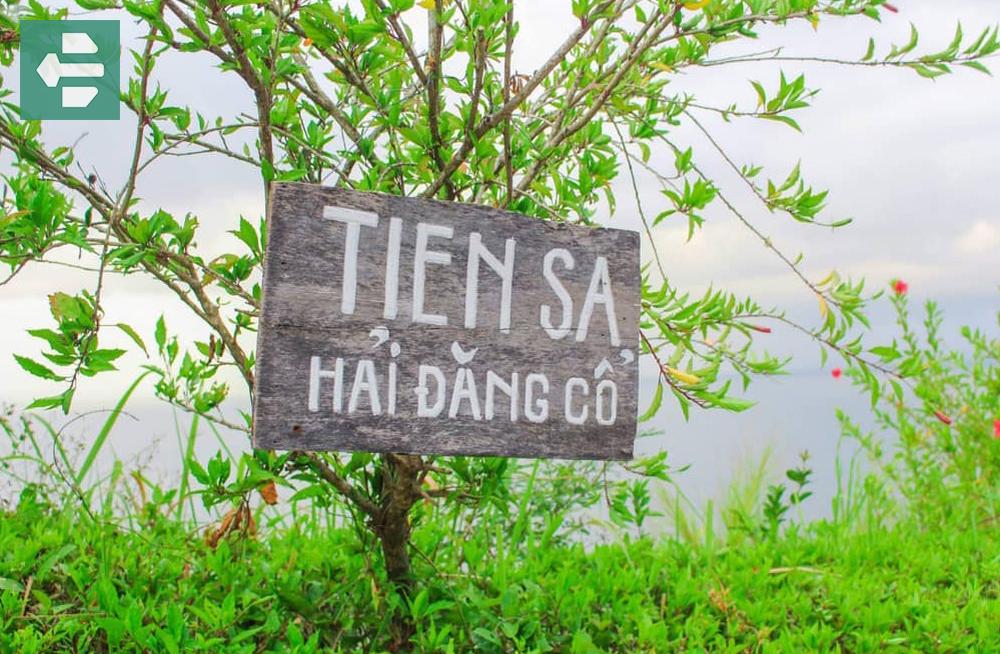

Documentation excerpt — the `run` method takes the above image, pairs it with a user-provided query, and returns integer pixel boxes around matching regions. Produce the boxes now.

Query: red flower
[993,419,1000,439]
[883,3,899,13]
[892,279,909,295]
[748,324,772,334]
[831,368,843,379]
[934,410,952,426]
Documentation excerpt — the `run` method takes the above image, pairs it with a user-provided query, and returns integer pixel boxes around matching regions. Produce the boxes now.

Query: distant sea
[6,366,877,528]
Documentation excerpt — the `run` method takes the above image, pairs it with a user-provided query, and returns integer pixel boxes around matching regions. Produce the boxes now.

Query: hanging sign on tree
[253,183,641,460]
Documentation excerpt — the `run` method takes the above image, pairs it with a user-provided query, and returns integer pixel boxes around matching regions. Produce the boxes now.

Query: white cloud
[954,220,1000,255]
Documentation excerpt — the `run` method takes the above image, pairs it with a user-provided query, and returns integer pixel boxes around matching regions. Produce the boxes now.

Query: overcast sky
[2,2,998,509]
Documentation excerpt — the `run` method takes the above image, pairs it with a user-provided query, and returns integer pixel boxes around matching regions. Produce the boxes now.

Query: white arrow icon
[36,52,104,88]
[62,32,99,55]
[36,32,104,110]
[62,87,99,108]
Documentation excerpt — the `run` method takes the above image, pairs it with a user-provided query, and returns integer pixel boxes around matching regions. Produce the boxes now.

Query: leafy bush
[4,285,999,651]
[2,469,999,653]
[841,290,1000,526]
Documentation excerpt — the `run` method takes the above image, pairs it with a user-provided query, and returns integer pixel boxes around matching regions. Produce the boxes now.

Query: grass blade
[33,415,76,481]
[177,412,199,520]
[75,371,150,486]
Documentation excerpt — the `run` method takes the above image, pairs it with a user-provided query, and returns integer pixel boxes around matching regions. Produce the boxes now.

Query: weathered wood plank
[253,183,641,460]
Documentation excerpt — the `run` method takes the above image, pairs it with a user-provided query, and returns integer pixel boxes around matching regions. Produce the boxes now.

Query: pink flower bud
[934,410,952,426]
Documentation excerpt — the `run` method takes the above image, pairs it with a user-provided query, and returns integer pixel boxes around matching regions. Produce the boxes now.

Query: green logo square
[19,20,120,120]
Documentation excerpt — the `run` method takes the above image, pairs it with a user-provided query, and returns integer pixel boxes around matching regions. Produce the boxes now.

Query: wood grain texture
[253,183,641,460]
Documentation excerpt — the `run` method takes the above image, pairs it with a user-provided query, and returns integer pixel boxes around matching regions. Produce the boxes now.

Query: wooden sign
[252,183,640,460]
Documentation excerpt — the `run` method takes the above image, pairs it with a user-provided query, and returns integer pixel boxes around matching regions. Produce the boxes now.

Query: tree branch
[422,1,614,198]
[300,452,379,517]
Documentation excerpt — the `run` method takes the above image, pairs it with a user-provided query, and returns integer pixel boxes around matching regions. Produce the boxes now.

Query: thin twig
[502,1,514,205]
[423,1,615,198]
[611,117,667,281]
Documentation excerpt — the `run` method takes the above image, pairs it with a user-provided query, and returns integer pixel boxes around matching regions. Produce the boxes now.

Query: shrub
[841,289,1000,525]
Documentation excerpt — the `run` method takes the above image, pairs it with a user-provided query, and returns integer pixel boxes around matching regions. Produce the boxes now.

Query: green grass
[2,297,995,652]
[4,291,995,652]
[1,491,997,653]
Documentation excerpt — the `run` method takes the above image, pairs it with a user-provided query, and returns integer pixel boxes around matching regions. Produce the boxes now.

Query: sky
[1,1,998,517]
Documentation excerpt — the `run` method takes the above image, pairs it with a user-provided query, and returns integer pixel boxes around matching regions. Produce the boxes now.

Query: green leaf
[960,61,991,75]
[35,544,76,580]
[862,38,876,62]
[715,396,756,412]
[639,383,664,422]
[869,345,900,362]
[910,63,948,79]
[750,80,767,108]
[27,394,66,410]
[638,141,651,163]
[231,217,260,257]
[48,292,82,322]
[0,577,24,593]
[347,20,383,43]
[28,328,68,352]
[155,316,167,351]
[188,455,209,485]
[14,355,61,381]
[114,323,148,355]
[759,114,802,132]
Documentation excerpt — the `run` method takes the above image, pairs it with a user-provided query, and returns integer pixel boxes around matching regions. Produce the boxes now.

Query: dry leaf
[259,480,278,505]
[817,294,830,320]
[666,366,701,385]
[205,507,238,549]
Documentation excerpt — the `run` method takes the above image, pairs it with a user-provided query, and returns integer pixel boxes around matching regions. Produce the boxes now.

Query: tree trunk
[374,453,422,650]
